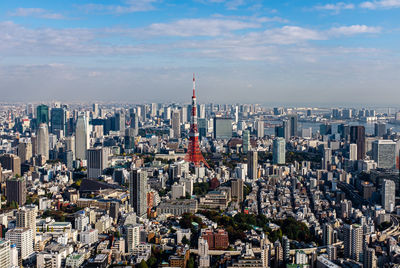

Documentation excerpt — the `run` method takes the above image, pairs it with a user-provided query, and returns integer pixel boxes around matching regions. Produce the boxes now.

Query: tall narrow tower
[185,74,210,168]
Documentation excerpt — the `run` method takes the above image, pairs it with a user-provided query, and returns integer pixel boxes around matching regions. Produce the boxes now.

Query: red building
[201,229,229,250]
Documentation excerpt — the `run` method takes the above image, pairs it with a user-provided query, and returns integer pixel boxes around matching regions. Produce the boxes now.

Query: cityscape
[1,0,400,268]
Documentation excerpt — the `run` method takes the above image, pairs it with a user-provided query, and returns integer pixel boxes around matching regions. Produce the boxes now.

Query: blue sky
[0,0,400,105]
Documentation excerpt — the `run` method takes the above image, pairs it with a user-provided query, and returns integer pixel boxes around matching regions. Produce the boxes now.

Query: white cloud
[329,25,381,35]
[81,0,157,14]
[137,18,261,37]
[314,2,355,13]
[10,8,65,19]
[360,0,400,9]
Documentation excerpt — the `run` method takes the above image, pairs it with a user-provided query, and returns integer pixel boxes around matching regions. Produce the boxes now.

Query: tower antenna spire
[193,73,196,98]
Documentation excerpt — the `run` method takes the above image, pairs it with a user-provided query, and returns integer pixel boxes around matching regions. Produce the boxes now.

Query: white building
[382,179,395,212]
[5,228,33,260]
[80,229,98,246]
[0,240,10,268]
[126,224,140,254]
[75,114,89,160]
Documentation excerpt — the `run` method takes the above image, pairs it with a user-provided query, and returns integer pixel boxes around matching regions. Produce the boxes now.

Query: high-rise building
[322,148,332,170]
[372,140,396,169]
[274,240,283,268]
[273,137,285,165]
[50,107,66,135]
[320,123,332,136]
[93,103,99,119]
[374,123,386,137]
[231,179,244,203]
[36,104,49,125]
[75,114,89,160]
[282,236,290,263]
[87,147,108,179]
[198,118,207,139]
[6,177,26,206]
[16,205,37,238]
[37,123,49,161]
[247,150,258,180]
[0,240,11,268]
[343,224,363,261]
[130,169,148,217]
[242,130,250,154]
[322,223,333,246]
[256,120,264,138]
[171,111,181,139]
[327,245,337,261]
[363,247,377,268]
[17,142,32,163]
[213,117,233,139]
[349,143,357,161]
[288,114,298,137]
[5,228,33,261]
[0,154,21,176]
[350,126,365,160]
[126,224,140,253]
[115,112,125,133]
[382,179,395,212]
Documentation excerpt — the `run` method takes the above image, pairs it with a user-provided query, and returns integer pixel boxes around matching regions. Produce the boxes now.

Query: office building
[37,123,49,161]
[350,126,365,160]
[374,123,386,137]
[198,238,210,268]
[231,179,244,203]
[200,229,229,250]
[198,118,207,139]
[247,150,258,180]
[93,103,99,118]
[17,142,32,163]
[87,147,108,179]
[372,140,396,169]
[50,107,66,135]
[322,223,333,246]
[242,130,250,154]
[273,137,285,165]
[171,111,181,139]
[349,143,357,161]
[6,177,26,206]
[115,112,125,133]
[282,236,290,263]
[287,114,298,137]
[36,104,49,125]
[322,148,332,170]
[130,169,148,217]
[256,120,264,138]
[75,114,89,160]
[213,117,233,139]
[0,154,21,177]
[382,179,395,212]
[5,228,33,261]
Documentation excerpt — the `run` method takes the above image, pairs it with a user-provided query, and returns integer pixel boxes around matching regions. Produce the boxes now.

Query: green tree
[146,256,157,268]
[181,236,189,245]
[138,259,148,268]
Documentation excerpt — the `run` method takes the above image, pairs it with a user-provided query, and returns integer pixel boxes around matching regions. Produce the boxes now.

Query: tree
[187,257,195,268]
[147,256,157,268]
[181,236,189,245]
[138,259,148,268]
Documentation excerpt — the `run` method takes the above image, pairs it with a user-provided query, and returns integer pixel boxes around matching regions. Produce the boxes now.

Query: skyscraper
[115,112,125,134]
[37,123,49,161]
[374,123,386,137]
[87,147,108,179]
[6,177,26,206]
[242,130,250,154]
[36,104,49,125]
[273,137,285,165]
[126,224,140,253]
[363,247,377,268]
[75,114,89,160]
[16,205,37,238]
[349,144,357,161]
[381,179,395,212]
[322,223,333,246]
[256,120,264,138]
[50,107,66,135]
[130,169,148,218]
[171,110,181,139]
[372,140,396,169]
[231,179,244,203]
[213,117,233,139]
[288,114,298,137]
[343,224,363,261]
[350,126,365,160]
[93,103,99,119]
[0,154,21,177]
[17,142,32,163]
[247,150,258,180]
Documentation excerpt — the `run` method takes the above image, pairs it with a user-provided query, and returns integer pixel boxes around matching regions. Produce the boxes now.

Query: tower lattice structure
[185,74,210,169]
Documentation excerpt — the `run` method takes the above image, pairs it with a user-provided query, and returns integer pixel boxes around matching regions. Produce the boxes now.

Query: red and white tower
[185,74,210,168]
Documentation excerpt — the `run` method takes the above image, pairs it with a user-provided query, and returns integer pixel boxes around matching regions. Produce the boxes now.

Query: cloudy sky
[0,0,399,105]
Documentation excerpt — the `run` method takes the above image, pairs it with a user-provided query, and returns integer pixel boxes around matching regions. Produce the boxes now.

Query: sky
[0,0,400,106]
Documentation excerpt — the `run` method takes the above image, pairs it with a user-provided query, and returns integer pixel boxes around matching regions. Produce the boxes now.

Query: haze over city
[1,0,400,104]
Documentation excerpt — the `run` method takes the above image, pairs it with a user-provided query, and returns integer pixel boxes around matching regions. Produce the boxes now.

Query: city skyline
[1,0,400,104]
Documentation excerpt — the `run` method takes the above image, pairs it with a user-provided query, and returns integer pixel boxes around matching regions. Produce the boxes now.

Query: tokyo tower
[185,74,210,169]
